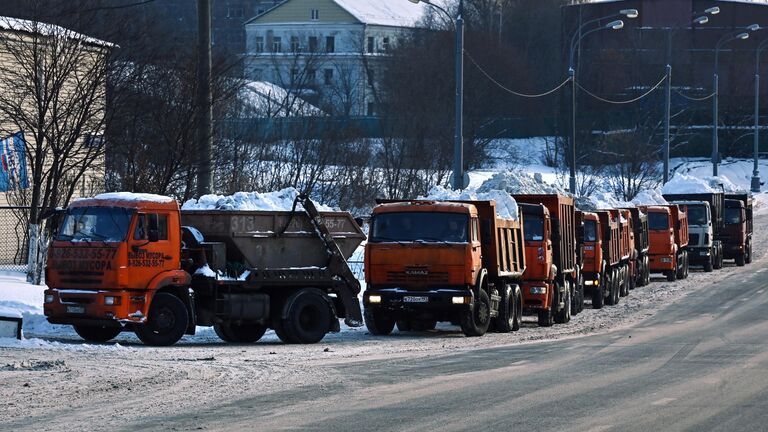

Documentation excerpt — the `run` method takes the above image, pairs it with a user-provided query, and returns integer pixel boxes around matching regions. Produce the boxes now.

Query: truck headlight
[584,280,593,286]
[530,286,547,295]
[44,294,54,303]
[104,296,121,306]
[368,295,382,304]
[452,296,469,304]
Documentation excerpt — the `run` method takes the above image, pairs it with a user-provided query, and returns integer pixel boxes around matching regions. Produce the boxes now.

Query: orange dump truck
[577,209,632,309]
[642,204,690,282]
[363,200,526,337]
[44,193,365,346]
[514,194,578,326]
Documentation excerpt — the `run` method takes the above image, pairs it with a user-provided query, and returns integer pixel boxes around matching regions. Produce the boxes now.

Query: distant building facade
[243,0,430,116]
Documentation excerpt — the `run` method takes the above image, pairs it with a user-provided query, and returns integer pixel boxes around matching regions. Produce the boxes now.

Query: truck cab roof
[70,192,180,212]
[373,200,478,216]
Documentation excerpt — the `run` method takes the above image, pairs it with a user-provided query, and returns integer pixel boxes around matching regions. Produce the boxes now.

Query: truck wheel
[460,289,491,336]
[364,309,395,335]
[494,285,515,333]
[704,256,714,272]
[537,308,554,327]
[214,322,267,343]
[714,247,723,270]
[396,320,412,332]
[74,324,122,343]
[736,253,746,267]
[572,276,584,315]
[746,243,753,264]
[512,286,522,331]
[677,252,686,279]
[644,257,651,286]
[666,269,677,282]
[282,290,332,344]
[272,318,296,344]
[592,276,604,309]
[606,271,618,306]
[135,292,188,346]
[620,268,629,297]
[555,282,571,324]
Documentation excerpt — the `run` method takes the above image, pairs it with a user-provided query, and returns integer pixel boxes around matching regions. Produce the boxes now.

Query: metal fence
[0,206,30,273]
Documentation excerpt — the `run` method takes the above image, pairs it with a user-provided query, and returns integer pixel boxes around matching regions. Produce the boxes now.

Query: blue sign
[0,132,28,192]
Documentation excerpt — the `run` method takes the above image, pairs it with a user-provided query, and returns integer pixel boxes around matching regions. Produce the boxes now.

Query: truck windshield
[648,212,669,231]
[724,208,742,224]
[371,212,469,243]
[583,220,597,242]
[524,215,544,241]
[56,207,134,242]
[686,205,708,225]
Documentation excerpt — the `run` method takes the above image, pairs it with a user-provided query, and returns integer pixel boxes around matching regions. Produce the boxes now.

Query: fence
[0,206,30,273]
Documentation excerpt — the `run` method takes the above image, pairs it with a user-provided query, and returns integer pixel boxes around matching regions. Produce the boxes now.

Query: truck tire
[572,275,584,315]
[134,292,189,346]
[537,307,554,327]
[736,252,746,267]
[494,284,515,333]
[74,324,122,343]
[644,257,651,286]
[620,267,629,297]
[272,318,296,344]
[677,251,687,279]
[396,320,412,332]
[606,271,618,306]
[214,322,267,343]
[746,243,753,264]
[460,289,491,336]
[704,256,714,272]
[629,266,637,291]
[555,282,571,324]
[714,246,723,270]
[282,290,332,344]
[364,309,396,335]
[683,252,690,278]
[592,275,604,309]
[512,286,522,331]
[666,269,677,282]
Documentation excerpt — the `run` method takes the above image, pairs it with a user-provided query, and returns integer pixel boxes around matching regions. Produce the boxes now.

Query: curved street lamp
[752,37,768,192]
[713,25,759,178]
[567,10,637,194]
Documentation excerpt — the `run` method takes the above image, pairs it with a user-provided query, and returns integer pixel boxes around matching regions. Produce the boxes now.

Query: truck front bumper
[687,247,712,264]
[723,243,745,259]
[649,254,675,272]
[363,288,472,313]
[44,288,151,325]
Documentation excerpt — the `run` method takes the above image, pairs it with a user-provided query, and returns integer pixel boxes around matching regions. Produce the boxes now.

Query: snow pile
[242,81,323,117]
[704,175,743,193]
[477,171,567,195]
[420,185,519,221]
[92,192,175,203]
[662,174,717,194]
[632,189,668,206]
[182,187,333,211]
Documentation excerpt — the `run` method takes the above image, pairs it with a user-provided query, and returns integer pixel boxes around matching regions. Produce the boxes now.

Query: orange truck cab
[44,193,364,346]
[363,200,526,337]
[514,194,579,327]
[643,205,690,282]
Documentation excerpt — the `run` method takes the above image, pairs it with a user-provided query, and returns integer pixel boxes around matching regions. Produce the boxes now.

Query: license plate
[403,296,429,303]
[700,251,709,256]
[66,305,85,314]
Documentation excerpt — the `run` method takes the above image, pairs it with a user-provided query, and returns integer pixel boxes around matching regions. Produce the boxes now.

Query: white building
[243,0,432,116]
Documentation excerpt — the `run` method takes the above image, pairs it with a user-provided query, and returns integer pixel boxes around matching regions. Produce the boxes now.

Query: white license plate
[403,296,429,303]
[66,305,85,314]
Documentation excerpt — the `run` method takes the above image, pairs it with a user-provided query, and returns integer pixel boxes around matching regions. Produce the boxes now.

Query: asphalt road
[151,261,768,432]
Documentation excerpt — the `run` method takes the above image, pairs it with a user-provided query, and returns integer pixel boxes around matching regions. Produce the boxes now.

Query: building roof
[0,16,113,48]
[570,0,768,4]
[246,0,433,28]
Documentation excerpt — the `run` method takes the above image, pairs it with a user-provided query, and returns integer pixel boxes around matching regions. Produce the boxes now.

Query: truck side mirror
[148,214,160,242]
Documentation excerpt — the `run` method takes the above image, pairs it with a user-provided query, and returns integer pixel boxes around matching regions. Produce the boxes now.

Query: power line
[465,51,571,98]
[675,90,716,101]
[576,74,668,105]
[62,0,156,15]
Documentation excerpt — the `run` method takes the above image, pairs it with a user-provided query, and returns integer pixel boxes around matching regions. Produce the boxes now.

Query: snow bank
[477,171,567,195]
[182,187,333,211]
[93,192,175,203]
[662,174,717,194]
[420,185,519,221]
[632,189,668,206]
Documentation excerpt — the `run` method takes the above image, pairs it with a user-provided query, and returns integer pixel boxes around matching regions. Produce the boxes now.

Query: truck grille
[57,271,104,286]
[689,234,700,245]
[386,271,450,285]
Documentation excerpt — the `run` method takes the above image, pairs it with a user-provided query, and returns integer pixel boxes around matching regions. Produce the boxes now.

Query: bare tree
[0,17,112,282]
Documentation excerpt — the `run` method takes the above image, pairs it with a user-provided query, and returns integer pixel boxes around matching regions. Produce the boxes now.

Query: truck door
[128,212,178,287]
[471,217,482,276]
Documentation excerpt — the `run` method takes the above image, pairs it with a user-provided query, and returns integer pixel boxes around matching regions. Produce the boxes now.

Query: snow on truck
[43,192,365,346]
[363,199,526,337]
[514,194,580,326]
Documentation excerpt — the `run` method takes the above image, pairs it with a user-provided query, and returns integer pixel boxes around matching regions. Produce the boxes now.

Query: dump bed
[663,192,724,233]
[669,204,689,248]
[470,200,526,278]
[514,194,577,275]
[620,207,649,253]
[597,210,621,266]
[180,210,365,269]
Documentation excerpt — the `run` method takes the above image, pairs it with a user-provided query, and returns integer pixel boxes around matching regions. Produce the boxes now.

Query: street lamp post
[409,0,466,189]
[713,25,759,178]
[753,39,768,192]
[567,10,637,194]
[662,9,718,184]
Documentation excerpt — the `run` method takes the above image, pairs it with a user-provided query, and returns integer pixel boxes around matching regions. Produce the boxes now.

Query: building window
[272,36,282,53]
[308,36,318,52]
[291,36,300,52]
[367,36,374,53]
[325,36,335,53]
[227,7,244,18]
[311,9,319,20]
[307,69,316,84]
[324,68,333,85]
[382,37,390,52]
[291,68,298,83]
[255,36,264,52]
[367,102,375,116]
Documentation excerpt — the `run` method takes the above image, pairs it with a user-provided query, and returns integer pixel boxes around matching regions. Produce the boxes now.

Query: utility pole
[452,0,465,190]
[196,0,213,197]
[663,29,672,184]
